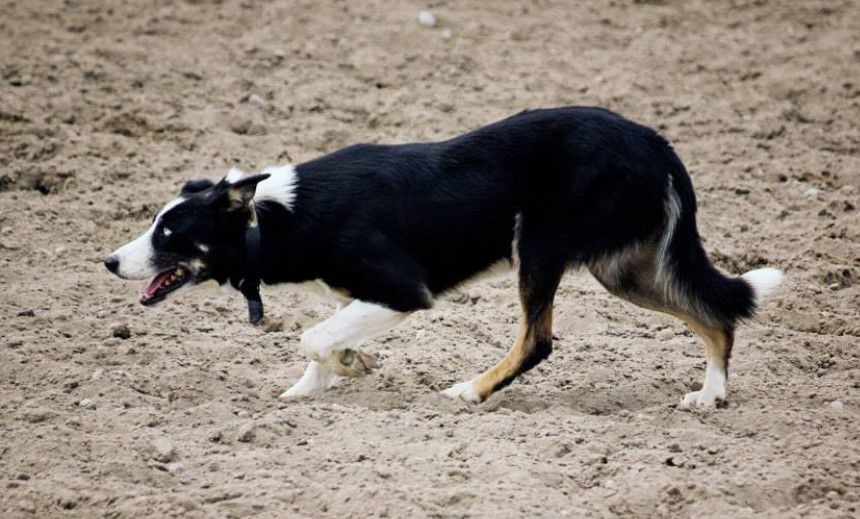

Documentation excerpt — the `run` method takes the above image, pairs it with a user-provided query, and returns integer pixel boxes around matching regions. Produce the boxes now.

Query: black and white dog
[105,107,783,406]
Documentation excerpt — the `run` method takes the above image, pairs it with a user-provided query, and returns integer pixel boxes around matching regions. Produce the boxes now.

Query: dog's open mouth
[140,267,192,306]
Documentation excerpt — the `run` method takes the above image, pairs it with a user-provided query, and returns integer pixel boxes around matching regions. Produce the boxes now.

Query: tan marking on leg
[682,319,732,374]
[680,317,733,407]
[471,314,528,400]
[472,307,553,401]
[331,348,379,378]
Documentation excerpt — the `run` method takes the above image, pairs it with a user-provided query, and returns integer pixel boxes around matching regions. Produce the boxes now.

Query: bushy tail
[664,157,784,326]
[741,267,785,306]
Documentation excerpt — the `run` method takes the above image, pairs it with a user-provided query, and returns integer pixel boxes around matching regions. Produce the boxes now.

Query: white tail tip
[741,267,785,306]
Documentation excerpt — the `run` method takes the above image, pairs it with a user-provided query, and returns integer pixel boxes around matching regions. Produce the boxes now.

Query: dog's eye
[162,227,172,237]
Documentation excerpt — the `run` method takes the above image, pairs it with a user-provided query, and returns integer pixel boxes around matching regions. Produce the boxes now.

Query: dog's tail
[660,157,784,326]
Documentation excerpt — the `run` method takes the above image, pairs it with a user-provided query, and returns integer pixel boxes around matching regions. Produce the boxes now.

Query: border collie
[105,107,784,407]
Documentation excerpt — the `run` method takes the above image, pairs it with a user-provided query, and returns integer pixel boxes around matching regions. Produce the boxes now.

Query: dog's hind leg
[588,244,737,408]
[677,320,734,407]
[442,229,566,403]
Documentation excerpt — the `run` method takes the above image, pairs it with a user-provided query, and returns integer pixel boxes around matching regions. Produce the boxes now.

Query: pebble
[656,328,675,341]
[536,438,571,458]
[829,400,844,412]
[418,10,437,27]
[247,94,265,107]
[166,461,185,475]
[237,421,256,443]
[78,398,96,409]
[151,437,177,462]
[24,407,57,423]
[111,323,131,340]
[91,368,104,380]
[229,116,267,136]
[804,187,822,201]
[441,29,453,40]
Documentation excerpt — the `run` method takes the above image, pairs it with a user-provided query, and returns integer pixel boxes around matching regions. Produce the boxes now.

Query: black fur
[248,107,755,324]
[106,106,772,402]
[118,106,758,329]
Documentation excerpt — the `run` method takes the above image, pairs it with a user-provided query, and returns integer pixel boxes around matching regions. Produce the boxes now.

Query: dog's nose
[104,255,120,274]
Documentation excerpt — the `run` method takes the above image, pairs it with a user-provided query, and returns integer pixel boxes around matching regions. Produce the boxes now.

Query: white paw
[441,379,482,403]
[680,389,723,408]
[279,382,317,399]
[279,362,337,399]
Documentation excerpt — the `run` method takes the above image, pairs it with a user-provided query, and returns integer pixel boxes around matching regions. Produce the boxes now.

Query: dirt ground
[1,0,858,517]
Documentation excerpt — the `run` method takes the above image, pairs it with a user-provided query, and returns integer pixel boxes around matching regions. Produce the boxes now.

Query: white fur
[681,363,726,408]
[299,300,406,362]
[280,301,406,398]
[656,176,682,298]
[280,361,339,398]
[741,267,785,306]
[110,197,185,279]
[254,165,297,210]
[441,378,481,403]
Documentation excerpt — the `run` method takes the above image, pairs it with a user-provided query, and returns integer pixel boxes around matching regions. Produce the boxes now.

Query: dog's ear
[180,179,215,195]
[218,174,270,211]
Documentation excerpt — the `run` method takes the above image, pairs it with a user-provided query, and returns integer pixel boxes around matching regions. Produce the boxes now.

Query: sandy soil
[1,0,858,517]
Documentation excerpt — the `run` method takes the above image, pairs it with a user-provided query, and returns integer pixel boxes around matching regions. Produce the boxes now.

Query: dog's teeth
[175,268,182,275]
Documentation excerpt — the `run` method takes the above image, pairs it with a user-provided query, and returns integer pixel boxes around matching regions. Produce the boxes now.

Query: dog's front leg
[280,300,407,398]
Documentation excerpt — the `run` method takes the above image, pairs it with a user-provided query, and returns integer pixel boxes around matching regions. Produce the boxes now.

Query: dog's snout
[104,255,120,274]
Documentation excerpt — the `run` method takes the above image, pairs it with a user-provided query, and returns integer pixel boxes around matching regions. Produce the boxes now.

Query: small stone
[237,421,256,443]
[656,328,675,341]
[229,116,252,135]
[111,323,131,340]
[829,400,844,412]
[151,437,177,462]
[91,368,104,380]
[804,187,822,201]
[441,29,453,40]
[418,10,437,27]
[247,94,265,107]
[24,407,56,423]
[78,398,96,409]
[54,491,77,510]
[166,461,184,475]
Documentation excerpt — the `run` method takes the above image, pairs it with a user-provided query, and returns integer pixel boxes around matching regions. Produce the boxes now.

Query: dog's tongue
[140,270,173,302]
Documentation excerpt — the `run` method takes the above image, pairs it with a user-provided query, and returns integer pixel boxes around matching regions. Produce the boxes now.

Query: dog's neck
[252,200,310,285]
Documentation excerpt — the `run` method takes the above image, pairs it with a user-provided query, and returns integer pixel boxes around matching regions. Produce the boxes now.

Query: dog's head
[104,171,269,306]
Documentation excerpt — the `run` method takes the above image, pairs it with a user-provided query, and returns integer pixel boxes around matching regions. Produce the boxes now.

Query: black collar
[239,206,264,324]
